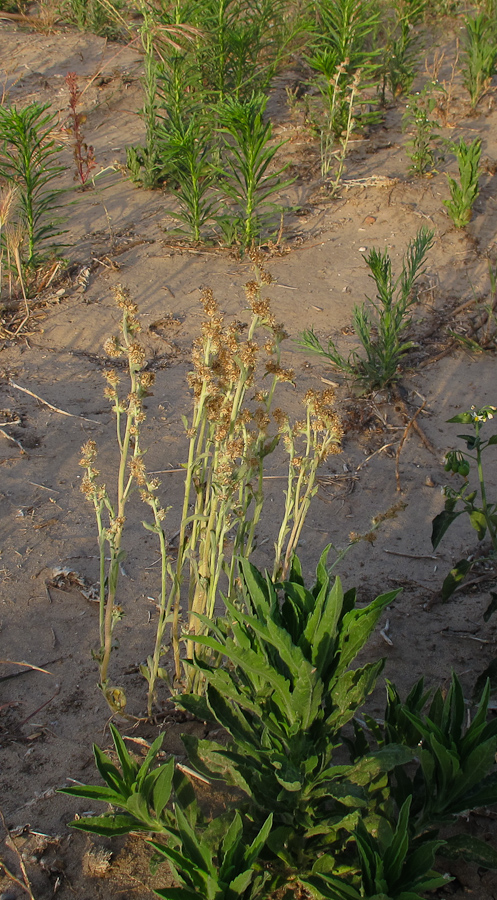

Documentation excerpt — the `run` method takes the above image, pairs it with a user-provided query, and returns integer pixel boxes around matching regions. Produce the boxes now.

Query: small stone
[358,246,367,252]
[363,215,376,225]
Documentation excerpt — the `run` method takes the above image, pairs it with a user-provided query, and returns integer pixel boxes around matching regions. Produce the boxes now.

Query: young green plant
[0,101,65,269]
[443,136,482,227]
[215,93,292,248]
[403,82,442,176]
[63,556,497,894]
[462,11,497,108]
[298,227,434,392]
[163,116,218,242]
[431,405,497,601]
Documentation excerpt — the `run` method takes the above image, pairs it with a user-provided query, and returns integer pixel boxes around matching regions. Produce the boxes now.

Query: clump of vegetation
[0,101,65,269]
[298,227,434,392]
[432,404,497,601]
[443,136,482,228]
[403,81,442,176]
[462,10,497,108]
[62,553,497,898]
[80,267,343,713]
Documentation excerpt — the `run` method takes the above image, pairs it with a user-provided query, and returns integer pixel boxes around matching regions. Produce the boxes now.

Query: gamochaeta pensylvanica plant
[79,285,166,714]
[62,554,497,897]
[431,404,497,601]
[168,259,342,690]
[81,267,342,710]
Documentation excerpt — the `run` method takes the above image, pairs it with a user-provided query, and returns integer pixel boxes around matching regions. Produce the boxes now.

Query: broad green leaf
[136,732,167,790]
[383,797,411,884]
[199,637,294,722]
[469,509,487,540]
[69,813,146,835]
[59,784,128,806]
[443,833,497,868]
[219,811,243,876]
[109,723,139,788]
[181,735,252,797]
[126,790,151,825]
[459,770,497,810]
[175,804,215,875]
[275,774,301,791]
[431,509,463,550]
[153,888,199,900]
[244,813,273,868]
[206,685,264,750]
[347,745,414,786]
[448,740,497,806]
[302,873,361,900]
[93,745,128,797]
[229,869,256,895]
[324,783,368,808]
[328,661,384,731]
[427,736,459,802]
[447,413,474,423]
[176,692,215,723]
[447,673,465,742]
[486,434,497,445]
[336,590,399,674]
[305,576,342,675]
[291,658,323,730]
[239,557,274,619]
[152,760,175,818]
[149,841,208,892]
[441,559,472,602]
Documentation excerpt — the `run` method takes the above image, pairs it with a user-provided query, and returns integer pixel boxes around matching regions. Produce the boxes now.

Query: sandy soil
[1,15,497,900]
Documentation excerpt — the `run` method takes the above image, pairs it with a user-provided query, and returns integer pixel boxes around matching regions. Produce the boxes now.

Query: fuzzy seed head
[104,335,123,358]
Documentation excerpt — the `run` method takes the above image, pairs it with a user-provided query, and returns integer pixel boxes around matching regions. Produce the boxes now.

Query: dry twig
[8,380,100,424]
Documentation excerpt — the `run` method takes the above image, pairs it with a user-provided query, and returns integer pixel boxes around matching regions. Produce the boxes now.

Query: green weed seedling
[193,0,293,102]
[303,798,449,900]
[62,725,276,900]
[163,116,218,242]
[462,11,497,108]
[298,227,434,392]
[62,0,125,38]
[0,101,65,269]
[215,93,293,248]
[61,724,176,836]
[443,136,482,227]
[378,14,420,103]
[403,82,442,176]
[149,811,274,900]
[380,673,497,865]
[431,405,497,601]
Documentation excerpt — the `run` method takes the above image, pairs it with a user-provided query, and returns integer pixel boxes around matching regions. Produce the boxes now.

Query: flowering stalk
[64,72,97,187]
[169,263,293,688]
[273,389,342,581]
[79,286,153,712]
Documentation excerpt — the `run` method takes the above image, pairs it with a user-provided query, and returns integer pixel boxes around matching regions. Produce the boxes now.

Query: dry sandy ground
[1,17,497,900]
